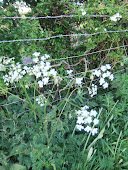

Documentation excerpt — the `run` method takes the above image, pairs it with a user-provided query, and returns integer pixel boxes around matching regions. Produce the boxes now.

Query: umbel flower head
[35,94,46,107]
[75,77,83,85]
[110,13,122,21]
[88,64,114,97]
[75,105,99,136]
[2,53,59,88]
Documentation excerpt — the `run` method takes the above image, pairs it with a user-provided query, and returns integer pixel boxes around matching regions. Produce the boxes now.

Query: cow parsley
[110,13,122,22]
[2,53,59,88]
[89,64,114,97]
[76,106,99,136]
[75,77,83,85]
[35,94,46,107]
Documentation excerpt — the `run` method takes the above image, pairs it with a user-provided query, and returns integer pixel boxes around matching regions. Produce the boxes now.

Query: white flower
[33,57,39,63]
[106,71,111,77]
[84,126,92,133]
[85,116,92,124]
[42,77,49,85]
[40,61,45,68]
[110,16,117,21]
[77,117,84,124]
[92,128,98,135]
[93,118,99,125]
[67,70,73,75]
[101,65,107,72]
[81,9,86,15]
[88,84,97,97]
[0,64,5,71]
[49,69,57,77]
[21,70,26,75]
[44,54,50,59]
[109,74,114,81]
[76,77,83,85]
[36,72,42,78]
[81,105,89,110]
[90,110,97,117]
[35,94,46,107]
[93,70,101,77]
[45,62,51,71]
[110,13,122,22]
[103,82,109,89]
[17,68,22,73]
[33,65,40,73]
[76,110,82,115]
[41,56,45,61]
[76,124,84,131]
[104,28,107,32]
[102,71,111,78]
[75,107,99,135]
[82,110,89,117]
[33,52,40,57]
[38,80,43,87]
[102,73,108,78]
[99,78,105,85]
[95,28,98,31]
[23,66,28,71]
[25,84,29,88]
[106,64,111,70]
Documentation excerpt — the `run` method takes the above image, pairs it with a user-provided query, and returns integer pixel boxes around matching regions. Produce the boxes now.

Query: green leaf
[0,166,6,170]
[10,164,26,170]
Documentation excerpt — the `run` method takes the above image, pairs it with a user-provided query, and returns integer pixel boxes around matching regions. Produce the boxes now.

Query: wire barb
[0,30,127,43]
[0,14,110,20]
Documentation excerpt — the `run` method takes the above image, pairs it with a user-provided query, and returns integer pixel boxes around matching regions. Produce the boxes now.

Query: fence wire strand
[0,56,127,93]
[0,30,128,43]
[0,14,110,20]
[1,45,128,70]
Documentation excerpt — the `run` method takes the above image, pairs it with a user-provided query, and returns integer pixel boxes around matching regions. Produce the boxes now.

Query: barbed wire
[0,14,110,20]
[0,57,127,92]
[0,30,127,43]
[47,45,128,62]
[51,68,128,104]
[50,67,127,96]
[13,70,128,118]
[1,44,128,69]
[0,56,127,94]
[0,67,127,107]
[17,109,32,117]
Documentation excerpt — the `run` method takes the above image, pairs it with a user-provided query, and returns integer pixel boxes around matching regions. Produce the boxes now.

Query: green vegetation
[0,0,128,169]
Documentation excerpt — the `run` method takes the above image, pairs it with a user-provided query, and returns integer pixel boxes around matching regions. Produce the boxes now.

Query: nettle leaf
[8,95,20,102]
[9,164,26,170]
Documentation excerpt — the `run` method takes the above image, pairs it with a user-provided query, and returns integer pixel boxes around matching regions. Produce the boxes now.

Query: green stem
[83,108,103,151]
[21,82,42,122]
[48,84,77,145]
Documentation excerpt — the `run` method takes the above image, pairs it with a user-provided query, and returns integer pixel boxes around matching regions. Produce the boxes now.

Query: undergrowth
[0,70,128,170]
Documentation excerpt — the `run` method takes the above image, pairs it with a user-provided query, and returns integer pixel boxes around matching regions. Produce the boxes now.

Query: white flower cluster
[75,77,83,85]
[76,105,99,136]
[0,63,5,71]
[81,9,86,15]
[3,62,24,86]
[88,64,114,97]
[67,69,73,76]
[35,94,46,107]
[110,13,122,21]
[88,84,98,97]
[3,53,58,87]
[0,57,14,71]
